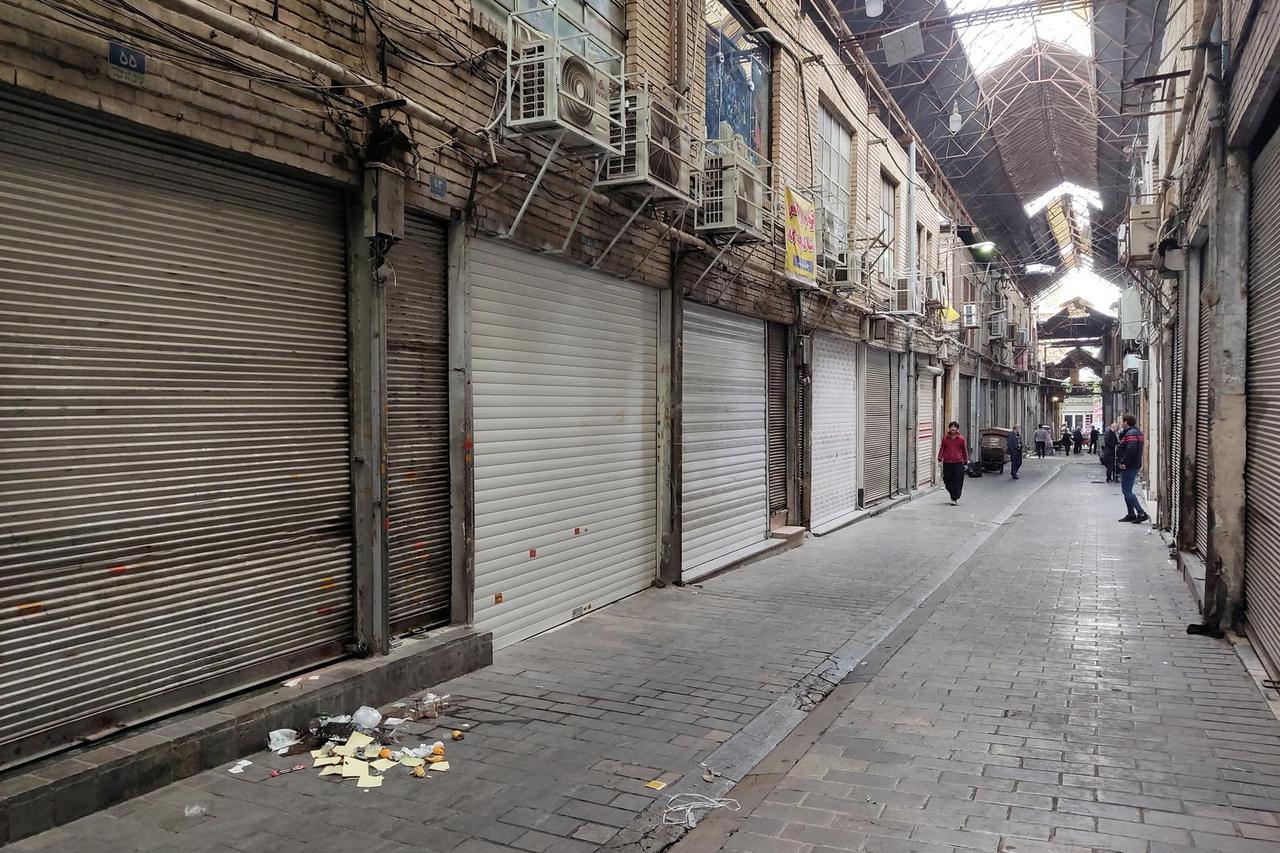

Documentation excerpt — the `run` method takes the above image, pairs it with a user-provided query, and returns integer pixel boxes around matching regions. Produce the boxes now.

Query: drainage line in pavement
[608,463,1067,853]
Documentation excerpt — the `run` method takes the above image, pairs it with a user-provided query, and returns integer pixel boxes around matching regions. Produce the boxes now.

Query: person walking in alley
[1117,414,1150,523]
[938,421,968,505]
[1103,420,1119,481]
[1033,424,1050,458]
[1060,425,1073,454]
[1073,426,1085,455]
[1089,424,1100,454]
[1007,425,1024,479]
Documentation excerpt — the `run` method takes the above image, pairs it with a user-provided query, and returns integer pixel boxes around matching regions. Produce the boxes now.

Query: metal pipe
[906,141,918,303]
[674,0,689,94]
[1164,0,1220,187]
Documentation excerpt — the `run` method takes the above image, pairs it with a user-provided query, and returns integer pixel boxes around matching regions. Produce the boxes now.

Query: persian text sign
[784,187,816,284]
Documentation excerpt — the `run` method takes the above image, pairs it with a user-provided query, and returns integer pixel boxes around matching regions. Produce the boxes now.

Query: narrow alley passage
[12,457,1279,853]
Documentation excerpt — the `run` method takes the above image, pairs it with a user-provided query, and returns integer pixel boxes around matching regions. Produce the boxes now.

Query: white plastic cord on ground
[661,793,741,828]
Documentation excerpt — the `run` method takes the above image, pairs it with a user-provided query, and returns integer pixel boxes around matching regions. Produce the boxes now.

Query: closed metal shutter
[1170,303,1185,538]
[863,348,893,505]
[385,216,451,632]
[767,324,789,514]
[889,354,901,495]
[1246,127,1280,673]
[1195,295,1212,558]
[0,94,351,765]
[681,304,769,580]
[917,375,936,487]
[810,333,859,530]
[958,374,973,449]
[469,239,657,648]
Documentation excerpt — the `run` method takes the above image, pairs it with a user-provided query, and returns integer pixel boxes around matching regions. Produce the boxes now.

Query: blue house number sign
[107,42,147,87]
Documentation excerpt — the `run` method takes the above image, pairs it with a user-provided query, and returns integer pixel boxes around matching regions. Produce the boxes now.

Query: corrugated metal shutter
[767,324,789,514]
[385,216,451,632]
[469,239,657,649]
[889,354,901,495]
[682,304,768,580]
[917,375,935,487]
[810,333,858,530]
[1195,294,1212,558]
[958,375,973,449]
[1246,127,1280,674]
[863,348,893,505]
[0,93,351,765]
[1170,302,1185,539]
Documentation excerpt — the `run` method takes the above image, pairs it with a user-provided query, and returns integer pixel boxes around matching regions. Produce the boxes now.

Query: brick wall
[1,0,977,343]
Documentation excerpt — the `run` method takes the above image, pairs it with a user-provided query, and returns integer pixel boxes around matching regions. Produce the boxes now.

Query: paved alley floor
[13,456,1280,853]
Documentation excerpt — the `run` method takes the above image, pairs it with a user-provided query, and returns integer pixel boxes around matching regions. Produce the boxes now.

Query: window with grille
[879,173,897,279]
[817,107,852,258]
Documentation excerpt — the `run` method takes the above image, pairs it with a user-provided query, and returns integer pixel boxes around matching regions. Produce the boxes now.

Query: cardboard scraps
[399,756,425,768]
[341,759,369,778]
[371,758,398,772]
[356,776,383,789]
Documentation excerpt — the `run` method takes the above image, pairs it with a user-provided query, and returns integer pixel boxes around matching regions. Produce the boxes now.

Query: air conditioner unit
[890,275,922,315]
[813,194,848,265]
[829,250,863,290]
[987,316,1005,339]
[506,9,624,155]
[601,83,699,204]
[863,316,889,340]
[1124,202,1160,263]
[1017,327,1029,345]
[962,303,980,328]
[1007,322,1018,339]
[697,125,769,242]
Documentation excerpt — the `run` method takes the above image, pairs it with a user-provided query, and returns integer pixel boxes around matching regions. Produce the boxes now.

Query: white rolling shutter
[917,375,936,487]
[863,348,893,505]
[469,239,658,649]
[0,93,351,765]
[1170,302,1185,539]
[1246,127,1280,674]
[682,304,769,581]
[810,333,859,532]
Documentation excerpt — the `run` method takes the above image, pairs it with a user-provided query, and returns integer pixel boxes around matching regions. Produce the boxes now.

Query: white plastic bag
[266,729,301,751]
[351,705,382,729]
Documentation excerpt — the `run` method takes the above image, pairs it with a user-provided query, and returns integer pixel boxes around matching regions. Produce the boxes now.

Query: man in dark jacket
[1089,425,1100,454]
[1007,425,1024,479]
[1072,427,1084,455]
[1102,421,1119,481]
[1117,414,1149,523]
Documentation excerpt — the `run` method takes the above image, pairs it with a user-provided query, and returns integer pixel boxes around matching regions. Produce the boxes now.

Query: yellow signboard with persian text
[784,187,817,284]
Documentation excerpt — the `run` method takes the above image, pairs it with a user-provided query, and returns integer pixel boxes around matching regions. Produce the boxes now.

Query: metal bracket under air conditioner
[500,131,565,240]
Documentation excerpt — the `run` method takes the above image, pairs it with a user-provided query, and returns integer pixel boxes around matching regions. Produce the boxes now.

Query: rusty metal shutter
[682,304,769,580]
[1246,126,1280,673]
[385,216,451,632]
[1170,301,1185,539]
[767,324,788,514]
[863,348,893,505]
[916,375,936,487]
[1195,293,1212,558]
[0,93,351,767]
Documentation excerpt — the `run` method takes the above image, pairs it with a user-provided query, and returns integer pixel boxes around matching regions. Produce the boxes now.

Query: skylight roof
[947,0,1093,75]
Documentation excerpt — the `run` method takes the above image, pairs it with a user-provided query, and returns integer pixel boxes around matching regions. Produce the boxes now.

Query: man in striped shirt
[1117,414,1150,523]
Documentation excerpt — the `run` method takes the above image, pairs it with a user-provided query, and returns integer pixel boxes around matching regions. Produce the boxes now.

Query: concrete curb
[0,627,491,845]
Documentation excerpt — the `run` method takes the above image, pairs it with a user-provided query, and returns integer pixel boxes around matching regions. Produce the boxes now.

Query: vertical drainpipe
[905,142,917,490]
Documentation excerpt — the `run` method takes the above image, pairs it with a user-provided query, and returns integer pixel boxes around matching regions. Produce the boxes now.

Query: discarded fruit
[379,748,392,760]
[451,730,464,741]
[412,765,426,778]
